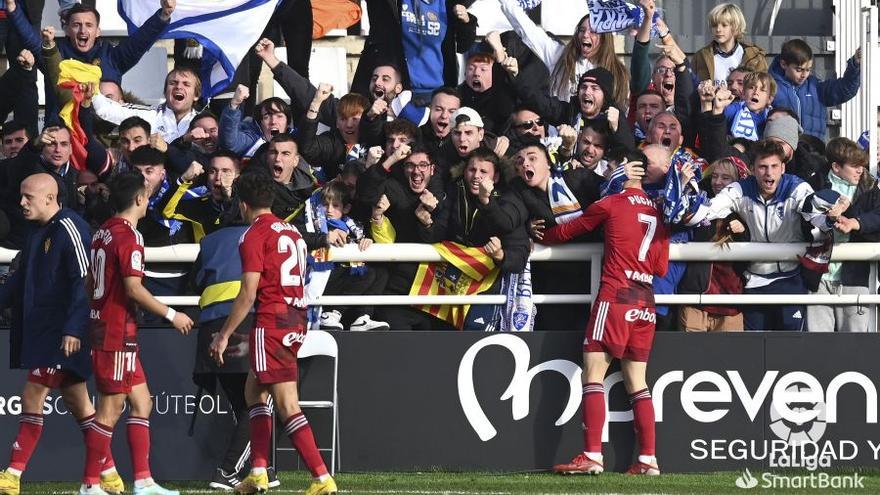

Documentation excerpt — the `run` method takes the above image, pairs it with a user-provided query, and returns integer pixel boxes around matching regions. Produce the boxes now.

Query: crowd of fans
[0,0,872,332]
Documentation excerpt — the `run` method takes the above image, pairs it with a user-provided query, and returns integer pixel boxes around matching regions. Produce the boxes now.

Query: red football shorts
[584,300,656,362]
[92,349,146,394]
[250,327,305,384]
[27,367,83,389]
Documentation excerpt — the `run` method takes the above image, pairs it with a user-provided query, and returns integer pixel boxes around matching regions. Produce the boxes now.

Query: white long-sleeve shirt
[498,0,593,101]
[91,94,197,143]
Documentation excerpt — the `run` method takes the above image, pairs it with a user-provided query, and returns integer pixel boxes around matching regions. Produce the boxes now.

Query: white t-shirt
[713,44,744,85]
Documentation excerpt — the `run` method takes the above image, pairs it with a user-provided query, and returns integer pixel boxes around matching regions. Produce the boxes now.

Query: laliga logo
[769,382,827,444]
[457,334,581,441]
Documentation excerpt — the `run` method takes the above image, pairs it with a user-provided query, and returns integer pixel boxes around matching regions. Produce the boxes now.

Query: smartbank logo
[457,335,878,441]
[735,468,864,490]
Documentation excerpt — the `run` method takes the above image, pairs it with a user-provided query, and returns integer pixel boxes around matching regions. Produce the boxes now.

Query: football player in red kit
[83,171,193,495]
[209,173,337,495]
[541,150,670,476]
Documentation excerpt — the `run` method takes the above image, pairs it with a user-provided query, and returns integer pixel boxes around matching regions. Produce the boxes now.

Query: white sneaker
[319,310,343,331]
[350,314,390,331]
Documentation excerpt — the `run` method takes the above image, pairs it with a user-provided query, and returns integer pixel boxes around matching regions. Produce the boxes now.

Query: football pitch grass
[19,469,880,494]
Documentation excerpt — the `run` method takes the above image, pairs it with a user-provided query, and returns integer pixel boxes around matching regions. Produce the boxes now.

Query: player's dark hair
[129,146,166,167]
[109,170,146,212]
[63,3,101,25]
[237,172,275,209]
[119,116,151,136]
[2,120,29,139]
[627,149,649,173]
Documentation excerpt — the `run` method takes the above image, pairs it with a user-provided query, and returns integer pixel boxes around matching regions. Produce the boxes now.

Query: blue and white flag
[118,0,283,97]
[587,0,662,36]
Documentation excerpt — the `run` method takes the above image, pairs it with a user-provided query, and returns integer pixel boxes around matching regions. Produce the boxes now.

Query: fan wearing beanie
[510,64,634,150]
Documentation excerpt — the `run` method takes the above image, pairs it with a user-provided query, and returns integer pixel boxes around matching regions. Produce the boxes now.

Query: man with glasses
[363,144,452,330]
[650,56,676,108]
[770,39,860,139]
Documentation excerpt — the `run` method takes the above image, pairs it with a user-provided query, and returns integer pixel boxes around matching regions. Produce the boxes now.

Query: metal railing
[3,242,880,313]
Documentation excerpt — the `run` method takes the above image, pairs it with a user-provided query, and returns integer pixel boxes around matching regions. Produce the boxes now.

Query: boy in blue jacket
[770,39,860,140]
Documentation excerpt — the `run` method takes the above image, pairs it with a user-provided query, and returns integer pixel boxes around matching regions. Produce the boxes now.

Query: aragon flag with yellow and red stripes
[409,241,499,330]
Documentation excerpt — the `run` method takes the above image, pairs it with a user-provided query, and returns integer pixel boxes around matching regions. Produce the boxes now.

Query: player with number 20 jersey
[238,213,309,384]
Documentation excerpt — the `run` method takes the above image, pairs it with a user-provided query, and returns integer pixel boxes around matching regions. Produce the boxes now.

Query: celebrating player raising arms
[83,171,193,495]
[209,173,337,495]
[540,151,670,476]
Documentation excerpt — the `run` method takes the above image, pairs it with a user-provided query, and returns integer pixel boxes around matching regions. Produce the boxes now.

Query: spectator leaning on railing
[685,139,845,331]
[806,138,880,333]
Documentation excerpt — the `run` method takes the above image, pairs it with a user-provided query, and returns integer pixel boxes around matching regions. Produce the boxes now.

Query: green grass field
[20,469,880,495]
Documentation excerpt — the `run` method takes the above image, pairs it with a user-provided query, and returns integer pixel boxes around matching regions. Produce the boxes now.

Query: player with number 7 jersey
[540,151,669,477]
[209,173,336,495]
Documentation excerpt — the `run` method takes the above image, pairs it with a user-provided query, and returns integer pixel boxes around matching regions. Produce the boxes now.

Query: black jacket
[457,71,517,136]
[431,178,529,274]
[1,149,81,249]
[360,164,440,294]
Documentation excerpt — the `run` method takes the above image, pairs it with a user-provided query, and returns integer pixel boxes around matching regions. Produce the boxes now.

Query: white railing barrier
[4,242,880,307]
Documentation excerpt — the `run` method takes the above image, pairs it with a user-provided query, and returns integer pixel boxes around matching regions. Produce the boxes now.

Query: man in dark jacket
[7,0,174,120]
[352,0,478,105]
[0,174,122,495]
[2,126,86,249]
[362,144,450,329]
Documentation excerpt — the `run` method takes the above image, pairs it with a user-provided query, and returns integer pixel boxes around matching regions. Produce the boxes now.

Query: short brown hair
[337,93,369,119]
[826,137,868,168]
[780,39,813,66]
[743,71,777,100]
[383,119,418,141]
[751,139,787,164]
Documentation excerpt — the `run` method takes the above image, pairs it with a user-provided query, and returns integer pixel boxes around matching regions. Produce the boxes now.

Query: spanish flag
[409,241,500,330]
[58,60,101,171]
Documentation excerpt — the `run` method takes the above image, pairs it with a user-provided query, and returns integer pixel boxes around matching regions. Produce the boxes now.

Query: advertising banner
[1,330,877,479]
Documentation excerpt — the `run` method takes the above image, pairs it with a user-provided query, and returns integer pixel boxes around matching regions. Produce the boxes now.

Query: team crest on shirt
[43,238,51,253]
[131,251,143,271]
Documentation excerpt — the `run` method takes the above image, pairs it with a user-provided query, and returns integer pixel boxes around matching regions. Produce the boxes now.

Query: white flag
[118,0,283,97]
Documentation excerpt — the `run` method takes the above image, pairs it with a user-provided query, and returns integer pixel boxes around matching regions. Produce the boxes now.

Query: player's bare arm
[209,271,260,366]
[122,276,193,334]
